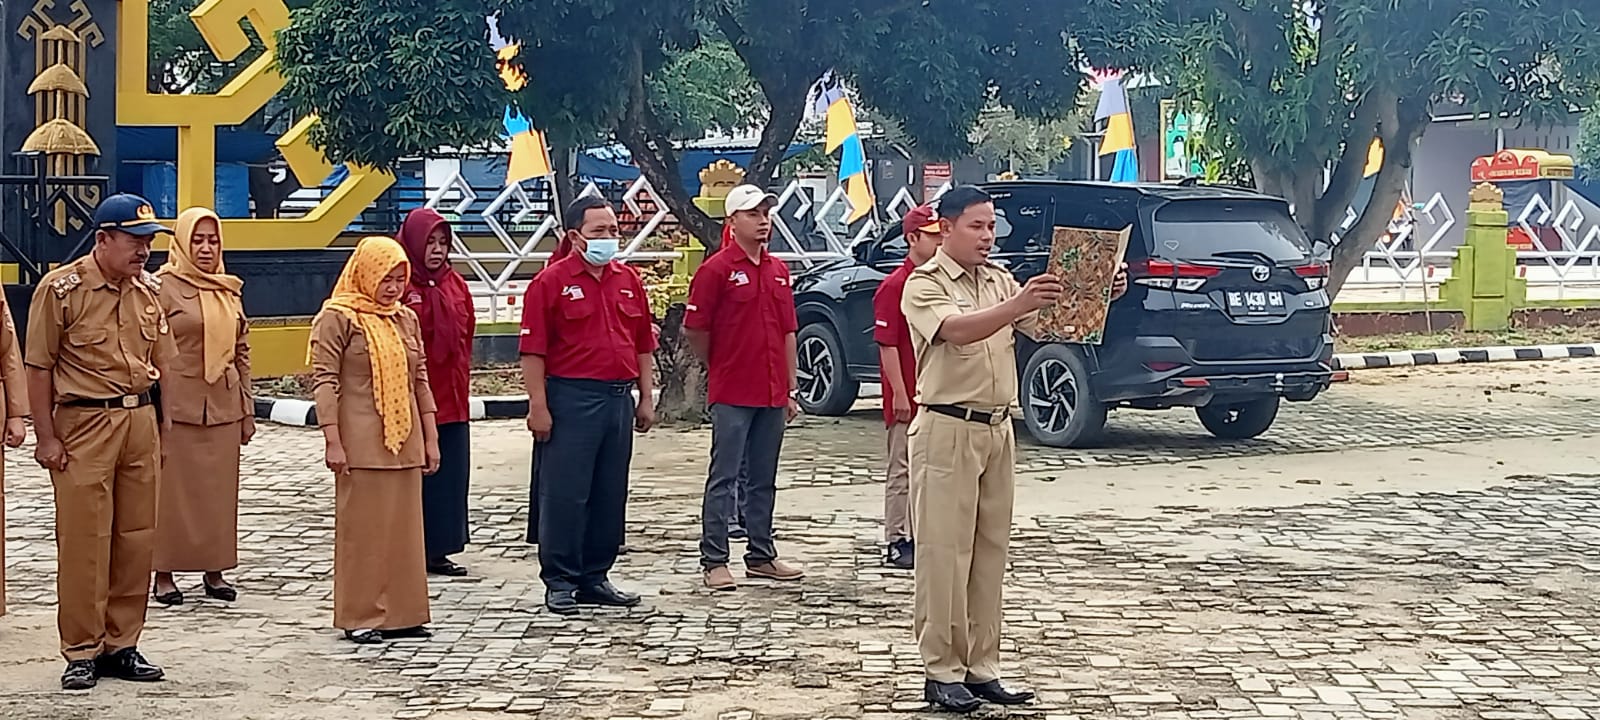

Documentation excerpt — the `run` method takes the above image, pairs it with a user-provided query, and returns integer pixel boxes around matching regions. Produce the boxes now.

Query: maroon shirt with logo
[684,247,798,407]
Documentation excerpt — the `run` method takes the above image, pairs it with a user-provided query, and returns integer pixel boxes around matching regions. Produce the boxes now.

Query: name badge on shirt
[729,270,750,286]
[776,276,790,287]
[562,285,585,301]
[956,298,973,308]
[620,288,635,298]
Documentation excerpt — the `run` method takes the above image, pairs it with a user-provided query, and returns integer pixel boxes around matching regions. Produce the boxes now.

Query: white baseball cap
[724,184,778,214]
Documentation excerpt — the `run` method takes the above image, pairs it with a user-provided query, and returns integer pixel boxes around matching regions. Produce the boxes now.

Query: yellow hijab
[317,237,413,454]
[157,208,245,384]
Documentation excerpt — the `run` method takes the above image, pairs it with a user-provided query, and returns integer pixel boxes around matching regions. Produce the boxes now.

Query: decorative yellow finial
[1468,182,1503,208]
[697,159,746,199]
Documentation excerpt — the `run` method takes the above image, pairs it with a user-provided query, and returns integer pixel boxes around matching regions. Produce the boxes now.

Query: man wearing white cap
[684,184,805,591]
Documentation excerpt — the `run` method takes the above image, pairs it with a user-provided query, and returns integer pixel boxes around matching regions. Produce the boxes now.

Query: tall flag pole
[1095,74,1139,183]
[488,15,552,186]
[810,71,874,223]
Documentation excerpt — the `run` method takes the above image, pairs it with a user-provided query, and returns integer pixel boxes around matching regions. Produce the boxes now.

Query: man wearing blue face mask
[519,196,658,615]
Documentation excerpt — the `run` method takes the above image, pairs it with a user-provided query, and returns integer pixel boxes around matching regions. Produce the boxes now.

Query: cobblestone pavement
[3,361,1600,719]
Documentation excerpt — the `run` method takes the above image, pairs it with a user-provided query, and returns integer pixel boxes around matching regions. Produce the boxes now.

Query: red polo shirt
[519,256,658,381]
[872,258,919,427]
[685,245,797,408]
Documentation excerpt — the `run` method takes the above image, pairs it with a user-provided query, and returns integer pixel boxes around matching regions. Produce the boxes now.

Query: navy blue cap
[93,194,172,236]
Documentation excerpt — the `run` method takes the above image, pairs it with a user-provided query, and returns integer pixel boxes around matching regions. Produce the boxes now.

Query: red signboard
[922,162,952,202]
[1470,149,1575,183]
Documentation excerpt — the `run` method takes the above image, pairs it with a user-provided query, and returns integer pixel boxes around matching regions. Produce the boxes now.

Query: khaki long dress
[310,307,436,631]
[0,298,27,617]
[152,275,252,573]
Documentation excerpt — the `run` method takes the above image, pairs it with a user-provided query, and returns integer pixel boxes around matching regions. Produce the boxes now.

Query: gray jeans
[700,404,785,568]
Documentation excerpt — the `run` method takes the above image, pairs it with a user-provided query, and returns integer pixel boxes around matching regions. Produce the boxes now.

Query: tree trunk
[653,304,708,425]
[549,141,577,212]
[1325,99,1431,299]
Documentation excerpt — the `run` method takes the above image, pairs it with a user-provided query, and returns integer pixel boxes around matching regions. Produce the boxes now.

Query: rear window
[1152,200,1311,264]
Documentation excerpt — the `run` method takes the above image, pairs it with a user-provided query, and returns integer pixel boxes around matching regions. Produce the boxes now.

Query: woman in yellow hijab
[309,236,440,644]
[151,208,254,606]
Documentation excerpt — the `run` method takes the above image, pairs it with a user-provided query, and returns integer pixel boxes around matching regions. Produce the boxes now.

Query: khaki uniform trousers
[884,422,913,543]
[910,410,1015,684]
[51,404,160,662]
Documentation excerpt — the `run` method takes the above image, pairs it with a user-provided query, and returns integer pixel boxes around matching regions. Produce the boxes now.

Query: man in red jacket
[871,204,943,570]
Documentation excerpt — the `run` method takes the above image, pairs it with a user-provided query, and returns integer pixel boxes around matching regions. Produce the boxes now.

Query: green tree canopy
[275,0,1089,244]
[1075,0,1600,296]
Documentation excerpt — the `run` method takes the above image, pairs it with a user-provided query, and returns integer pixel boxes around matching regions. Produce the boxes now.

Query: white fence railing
[423,173,1600,321]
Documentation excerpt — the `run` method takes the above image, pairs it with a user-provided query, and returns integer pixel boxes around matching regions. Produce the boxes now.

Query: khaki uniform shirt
[25,255,174,402]
[901,250,1040,412]
[309,308,437,471]
[158,276,253,426]
[0,295,28,420]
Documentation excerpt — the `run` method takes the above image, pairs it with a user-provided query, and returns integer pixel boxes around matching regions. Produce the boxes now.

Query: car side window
[990,192,1046,255]
[873,227,908,267]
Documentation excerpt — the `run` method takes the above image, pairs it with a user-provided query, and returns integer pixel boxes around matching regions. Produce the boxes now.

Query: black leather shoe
[380,625,433,640]
[924,680,981,713]
[95,648,164,682]
[886,539,914,570]
[344,629,383,644]
[61,660,97,690]
[576,581,642,607]
[964,679,1034,705]
[545,589,579,615]
[203,582,238,602]
[426,559,468,577]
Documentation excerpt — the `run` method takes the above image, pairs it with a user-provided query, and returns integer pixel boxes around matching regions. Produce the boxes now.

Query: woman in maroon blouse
[397,208,476,576]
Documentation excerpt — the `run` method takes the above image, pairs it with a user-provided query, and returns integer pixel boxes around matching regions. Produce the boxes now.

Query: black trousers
[423,422,471,558]
[534,377,635,592]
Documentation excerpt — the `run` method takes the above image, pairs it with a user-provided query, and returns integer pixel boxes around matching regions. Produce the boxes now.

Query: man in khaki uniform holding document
[901,186,1125,712]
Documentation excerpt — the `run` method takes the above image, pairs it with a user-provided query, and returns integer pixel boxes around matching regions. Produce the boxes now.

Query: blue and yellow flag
[811,72,874,223]
[487,15,551,185]
[1095,75,1139,183]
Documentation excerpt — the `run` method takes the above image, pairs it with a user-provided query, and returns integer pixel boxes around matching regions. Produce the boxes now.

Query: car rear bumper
[1087,333,1340,407]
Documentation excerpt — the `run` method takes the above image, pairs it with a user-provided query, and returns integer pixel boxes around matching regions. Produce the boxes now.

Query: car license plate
[1225,290,1286,316]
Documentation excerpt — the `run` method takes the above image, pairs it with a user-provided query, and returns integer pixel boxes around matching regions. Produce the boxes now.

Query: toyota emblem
[1252,265,1271,282]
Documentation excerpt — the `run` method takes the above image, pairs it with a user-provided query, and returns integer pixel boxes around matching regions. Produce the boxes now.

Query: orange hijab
[316,237,413,454]
[157,208,244,384]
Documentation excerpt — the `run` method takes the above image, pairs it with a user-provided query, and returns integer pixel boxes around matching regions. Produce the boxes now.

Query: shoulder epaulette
[49,268,82,299]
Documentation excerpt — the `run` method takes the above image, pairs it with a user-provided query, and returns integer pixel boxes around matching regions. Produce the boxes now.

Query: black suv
[789,180,1341,447]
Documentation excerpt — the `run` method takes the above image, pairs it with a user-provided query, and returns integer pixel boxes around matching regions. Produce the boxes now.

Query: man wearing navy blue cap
[25,193,176,690]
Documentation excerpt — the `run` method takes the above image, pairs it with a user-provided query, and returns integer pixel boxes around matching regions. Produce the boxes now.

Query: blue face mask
[581,237,620,265]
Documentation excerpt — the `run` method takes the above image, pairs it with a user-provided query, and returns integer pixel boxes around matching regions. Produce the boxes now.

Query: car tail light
[1295,262,1328,291]
[1331,370,1350,382]
[1128,258,1221,291]
[1144,361,1183,372]
[1177,378,1211,388]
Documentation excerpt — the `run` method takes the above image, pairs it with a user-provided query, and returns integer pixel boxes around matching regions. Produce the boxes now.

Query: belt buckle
[988,407,1006,425]
[120,395,137,409]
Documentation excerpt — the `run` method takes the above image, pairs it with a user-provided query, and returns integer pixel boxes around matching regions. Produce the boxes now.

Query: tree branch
[1327,97,1431,297]
[1316,89,1384,241]
[617,38,719,247]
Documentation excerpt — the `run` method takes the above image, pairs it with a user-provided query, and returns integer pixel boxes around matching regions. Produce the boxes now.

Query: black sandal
[152,588,183,606]
[344,629,383,644]
[203,582,237,602]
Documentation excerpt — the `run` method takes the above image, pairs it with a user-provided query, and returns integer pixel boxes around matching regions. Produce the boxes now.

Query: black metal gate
[0,152,111,342]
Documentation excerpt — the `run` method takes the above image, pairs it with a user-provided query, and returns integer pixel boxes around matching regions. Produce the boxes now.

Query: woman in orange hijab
[309,236,440,644]
[151,208,254,605]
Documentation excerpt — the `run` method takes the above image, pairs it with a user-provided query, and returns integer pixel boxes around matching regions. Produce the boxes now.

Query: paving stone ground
[3,359,1600,719]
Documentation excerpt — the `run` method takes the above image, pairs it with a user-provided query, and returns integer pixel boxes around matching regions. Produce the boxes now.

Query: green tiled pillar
[1439,183,1527,330]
